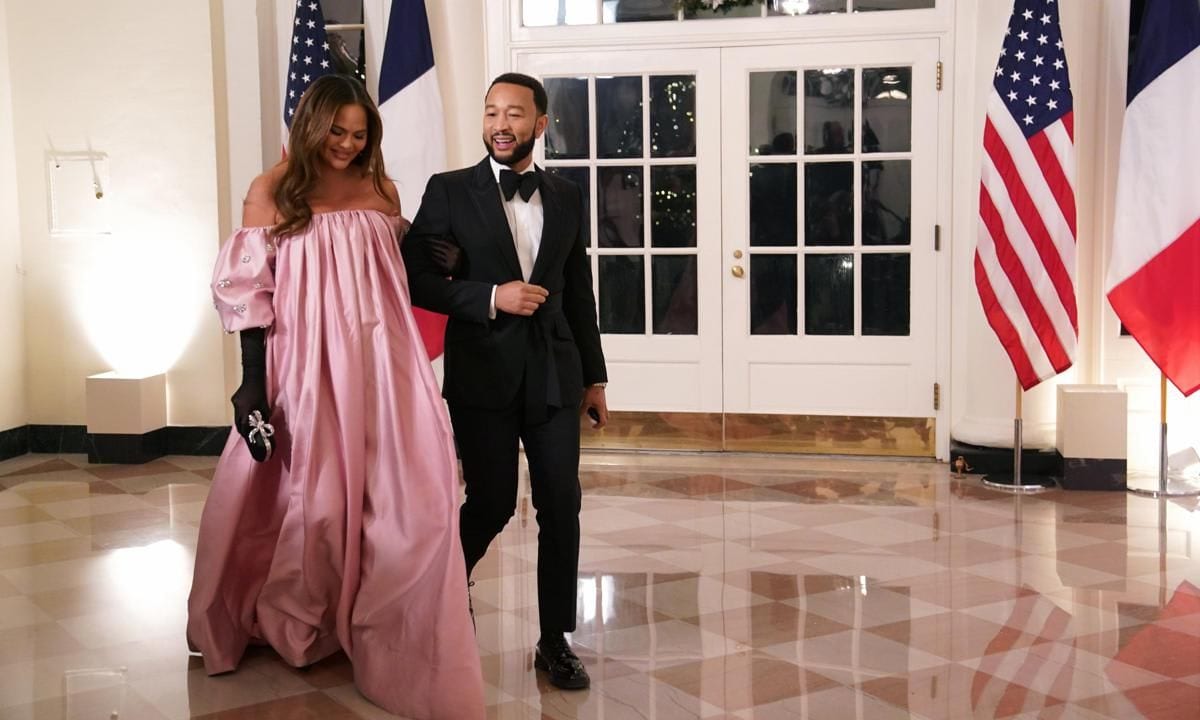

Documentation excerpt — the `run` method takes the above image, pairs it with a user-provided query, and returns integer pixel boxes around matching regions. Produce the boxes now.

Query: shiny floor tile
[0,451,1198,718]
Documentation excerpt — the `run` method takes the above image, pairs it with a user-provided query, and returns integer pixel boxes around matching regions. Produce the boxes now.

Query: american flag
[284,0,334,130]
[970,587,1076,716]
[975,0,1078,390]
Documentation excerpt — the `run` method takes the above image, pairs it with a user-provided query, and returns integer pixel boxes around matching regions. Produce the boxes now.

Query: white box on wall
[46,151,110,235]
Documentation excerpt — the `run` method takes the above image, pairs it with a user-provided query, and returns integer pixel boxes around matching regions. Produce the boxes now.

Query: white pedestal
[85,372,167,464]
[1056,384,1127,460]
[1056,384,1127,491]
[85,372,167,434]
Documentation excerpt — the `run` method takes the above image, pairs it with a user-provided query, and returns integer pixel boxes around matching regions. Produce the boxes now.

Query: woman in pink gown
[187,75,484,719]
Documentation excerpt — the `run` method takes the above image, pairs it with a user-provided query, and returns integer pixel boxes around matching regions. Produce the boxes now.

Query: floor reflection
[0,451,1197,718]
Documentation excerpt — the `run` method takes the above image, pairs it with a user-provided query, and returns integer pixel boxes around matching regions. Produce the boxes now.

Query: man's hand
[495,281,549,316]
[581,385,608,429]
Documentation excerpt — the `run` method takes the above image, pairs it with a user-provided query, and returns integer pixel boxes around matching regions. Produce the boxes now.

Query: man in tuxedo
[402,73,608,690]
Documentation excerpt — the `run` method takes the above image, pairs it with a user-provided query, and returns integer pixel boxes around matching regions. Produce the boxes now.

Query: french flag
[380,0,447,360]
[1107,0,1200,396]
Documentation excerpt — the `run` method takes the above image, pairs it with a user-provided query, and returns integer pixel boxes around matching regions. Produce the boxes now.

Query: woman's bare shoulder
[373,176,402,216]
[243,164,285,227]
[248,163,286,199]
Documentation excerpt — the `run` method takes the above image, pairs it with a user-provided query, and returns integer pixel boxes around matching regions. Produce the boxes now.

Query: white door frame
[720,39,942,421]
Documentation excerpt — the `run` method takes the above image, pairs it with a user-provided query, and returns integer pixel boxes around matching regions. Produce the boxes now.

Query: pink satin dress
[187,209,484,719]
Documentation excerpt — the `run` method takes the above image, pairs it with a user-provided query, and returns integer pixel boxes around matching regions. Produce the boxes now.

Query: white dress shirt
[488,157,543,319]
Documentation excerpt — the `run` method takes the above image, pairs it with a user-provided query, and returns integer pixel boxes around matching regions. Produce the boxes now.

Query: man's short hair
[488,73,548,116]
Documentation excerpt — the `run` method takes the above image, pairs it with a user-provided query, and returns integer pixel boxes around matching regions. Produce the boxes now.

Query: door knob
[731,265,745,278]
[733,250,743,259]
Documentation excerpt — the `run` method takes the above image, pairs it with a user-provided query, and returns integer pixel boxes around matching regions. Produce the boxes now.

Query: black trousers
[449,397,581,634]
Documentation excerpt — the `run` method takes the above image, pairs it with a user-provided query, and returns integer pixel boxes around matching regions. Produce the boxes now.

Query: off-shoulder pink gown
[188,209,484,719]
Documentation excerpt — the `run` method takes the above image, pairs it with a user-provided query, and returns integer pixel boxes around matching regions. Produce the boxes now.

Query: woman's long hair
[273,75,390,237]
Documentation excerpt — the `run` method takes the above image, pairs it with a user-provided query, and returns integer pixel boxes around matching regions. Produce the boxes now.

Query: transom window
[522,0,936,26]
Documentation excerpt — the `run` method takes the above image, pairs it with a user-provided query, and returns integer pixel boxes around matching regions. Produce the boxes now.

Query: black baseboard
[88,428,168,465]
[0,424,230,464]
[949,438,1063,477]
[0,426,29,462]
[1061,458,1128,491]
[167,426,230,456]
[28,425,89,454]
[950,438,1129,491]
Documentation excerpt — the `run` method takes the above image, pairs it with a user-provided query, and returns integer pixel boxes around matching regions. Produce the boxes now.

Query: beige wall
[0,0,26,432]
[6,0,227,427]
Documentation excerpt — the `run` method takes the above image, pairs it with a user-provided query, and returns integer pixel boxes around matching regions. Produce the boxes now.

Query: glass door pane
[744,61,915,338]
[544,71,701,337]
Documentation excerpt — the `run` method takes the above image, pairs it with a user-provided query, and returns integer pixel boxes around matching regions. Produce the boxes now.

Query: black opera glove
[230,328,274,462]
[426,236,465,277]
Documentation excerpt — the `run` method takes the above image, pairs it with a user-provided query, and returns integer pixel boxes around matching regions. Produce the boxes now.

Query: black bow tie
[499,169,541,202]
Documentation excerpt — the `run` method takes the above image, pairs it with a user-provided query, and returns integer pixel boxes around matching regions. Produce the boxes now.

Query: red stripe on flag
[979,189,1072,375]
[1047,647,1077,705]
[1028,126,1077,240]
[994,610,1071,715]
[972,590,1076,716]
[983,120,1078,330]
[1062,111,1074,142]
[996,676,1036,716]
[975,253,1041,390]
[972,588,1038,709]
[1108,218,1200,396]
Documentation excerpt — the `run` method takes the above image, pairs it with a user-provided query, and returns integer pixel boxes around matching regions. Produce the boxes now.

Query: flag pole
[1158,497,1167,608]
[1128,373,1200,498]
[1014,380,1023,487]
[1159,373,1168,492]
[983,379,1051,493]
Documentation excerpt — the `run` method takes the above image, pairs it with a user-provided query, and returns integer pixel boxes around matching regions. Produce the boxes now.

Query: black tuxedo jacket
[403,158,607,412]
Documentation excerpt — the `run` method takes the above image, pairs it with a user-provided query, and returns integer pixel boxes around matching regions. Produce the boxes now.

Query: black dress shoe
[534,635,590,690]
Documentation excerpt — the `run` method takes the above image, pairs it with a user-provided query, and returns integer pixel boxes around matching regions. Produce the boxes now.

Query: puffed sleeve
[211,227,277,332]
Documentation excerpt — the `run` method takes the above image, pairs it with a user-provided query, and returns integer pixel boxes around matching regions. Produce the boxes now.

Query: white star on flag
[282,0,333,140]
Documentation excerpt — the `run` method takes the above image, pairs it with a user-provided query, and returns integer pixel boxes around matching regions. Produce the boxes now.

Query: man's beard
[484,133,537,168]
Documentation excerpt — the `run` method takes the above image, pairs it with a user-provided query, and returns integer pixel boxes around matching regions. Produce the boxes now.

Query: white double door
[518,39,940,420]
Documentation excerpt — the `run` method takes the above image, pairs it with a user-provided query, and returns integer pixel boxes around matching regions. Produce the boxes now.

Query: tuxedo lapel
[468,158,523,280]
[530,169,561,286]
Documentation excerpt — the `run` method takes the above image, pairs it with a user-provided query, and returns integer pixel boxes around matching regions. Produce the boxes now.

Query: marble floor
[0,451,1198,719]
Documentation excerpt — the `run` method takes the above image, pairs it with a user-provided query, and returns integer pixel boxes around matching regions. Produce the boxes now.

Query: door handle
[731,265,745,279]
